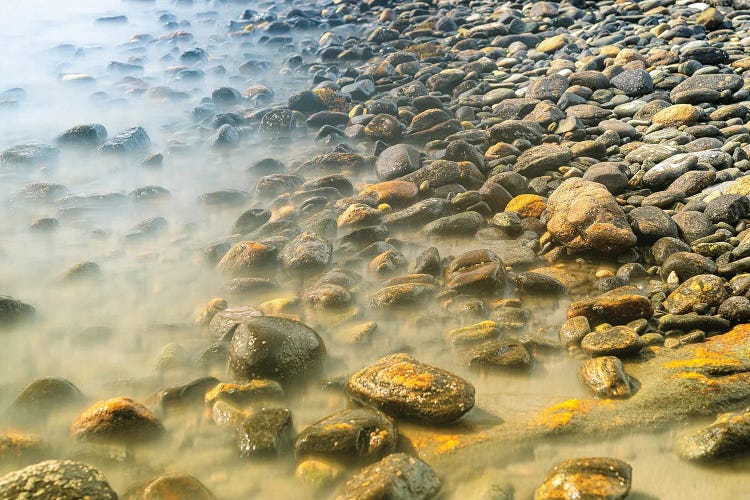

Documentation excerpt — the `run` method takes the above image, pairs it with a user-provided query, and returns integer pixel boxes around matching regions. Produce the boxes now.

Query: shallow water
[0,1,748,499]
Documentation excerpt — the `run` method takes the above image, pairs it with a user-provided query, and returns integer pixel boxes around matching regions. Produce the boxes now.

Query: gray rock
[376,144,421,181]
[99,126,151,154]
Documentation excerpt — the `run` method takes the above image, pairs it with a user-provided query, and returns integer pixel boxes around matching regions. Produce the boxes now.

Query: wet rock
[466,339,532,371]
[423,212,484,238]
[610,69,653,97]
[578,356,632,399]
[505,194,547,219]
[547,178,636,254]
[670,74,743,104]
[259,109,295,137]
[514,144,572,178]
[534,457,631,500]
[335,453,440,500]
[704,195,750,225]
[228,316,326,381]
[71,397,165,444]
[9,377,84,419]
[126,217,168,240]
[295,408,396,463]
[628,206,679,243]
[232,208,272,235]
[56,123,108,148]
[0,296,35,328]
[368,283,437,309]
[560,316,590,346]
[580,326,642,358]
[376,144,421,181]
[718,296,750,325]
[207,306,261,342]
[365,114,403,143]
[236,408,294,458]
[664,274,728,315]
[0,460,116,499]
[158,377,221,411]
[446,321,500,345]
[99,126,151,154]
[675,408,750,461]
[9,182,68,204]
[657,313,730,333]
[124,473,216,500]
[660,252,717,282]
[672,211,715,243]
[568,286,653,326]
[280,232,331,272]
[0,143,58,167]
[216,241,277,276]
[444,249,505,296]
[513,272,568,296]
[346,353,474,423]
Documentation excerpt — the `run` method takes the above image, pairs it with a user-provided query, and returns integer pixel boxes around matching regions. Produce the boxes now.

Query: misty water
[0,1,749,499]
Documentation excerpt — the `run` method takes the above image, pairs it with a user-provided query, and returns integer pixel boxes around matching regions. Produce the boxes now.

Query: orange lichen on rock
[400,425,490,457]
[532,398,606,432]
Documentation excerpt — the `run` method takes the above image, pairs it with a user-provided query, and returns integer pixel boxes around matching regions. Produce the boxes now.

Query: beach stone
[229,316,326,381]
[652,105,702,127]
[513,272,568,296]
[368,283,437,309]
[610,70,653,97]
[335,453,440,500]
[466,339,532,371]
[71,397,165,444]
[99,126,150,154]
[124,473,216,500]
[376,144,421,181]
[56,124,107,148]
[718,296,750,324]
[676,408,750,461]
[664,274,728,315]
[568,286,653,326]
[0,296,35,328]
[9,377,84,419]
[643,154,698,189]
[1,143,59,166]
[527,74,569,102]
[578,356,632,399]
[704,195,750,225]
[581,326,642,358]
[582,164,628,195]
[216,241,278,276]
[346,353,475,423]
[560,316,591,346]
[672,211,715,243]
[0,460,116,499]
[534,457,632,500]
[295,408,396,463]
[671,74,742,104]
[628,206,679,242]
[280,232,331,272]
[236,408,294,458]
[444,249,505,295]
[660,252,717,281]
[546,178,637,253]
[514,144,573,178]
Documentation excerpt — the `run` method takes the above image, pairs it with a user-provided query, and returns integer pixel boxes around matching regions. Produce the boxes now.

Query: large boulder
[546,178,636,253]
